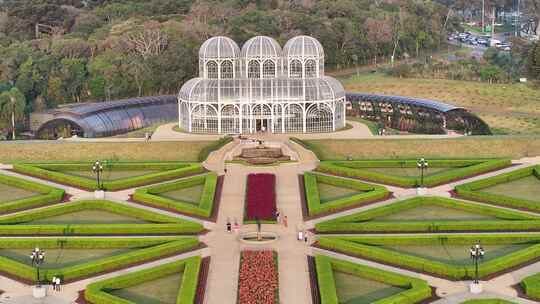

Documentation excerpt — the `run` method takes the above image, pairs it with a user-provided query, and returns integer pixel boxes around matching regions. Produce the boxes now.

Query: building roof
[241,36,282,60]
[199,36,241,60]
[283,35,324,59]
[346,93,464,113]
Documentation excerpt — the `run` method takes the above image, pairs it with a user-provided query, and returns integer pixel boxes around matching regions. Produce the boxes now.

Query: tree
[0,87,26,139]
[529,41,540,80]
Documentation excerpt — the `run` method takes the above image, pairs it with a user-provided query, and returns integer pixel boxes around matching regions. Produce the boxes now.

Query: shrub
[304,172,389,216]
[521,272,540,301]
[133,173,218,218]
[0,173,65,214]
[85,256,201,304]
[198,136,233,162]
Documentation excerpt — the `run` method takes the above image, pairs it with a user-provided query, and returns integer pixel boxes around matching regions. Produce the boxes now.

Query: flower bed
[245,173,276,221]
[238,250,278,304]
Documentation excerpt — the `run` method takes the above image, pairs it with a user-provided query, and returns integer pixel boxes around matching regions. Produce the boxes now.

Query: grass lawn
[343,74,540,135]
[0,141,215,162]
[300,136,540,160]
[376,204,496,221]
[25,210,148,225]
[382,244,529,266]
[482,175,540,202]
[333,271,404,304]
[0,183,38,203]
[157,184,204,205]
[318,183,363,203]
[0,248,132,268]
[60,170,159,181]
[109,272,183,304]
[113,124,163,139]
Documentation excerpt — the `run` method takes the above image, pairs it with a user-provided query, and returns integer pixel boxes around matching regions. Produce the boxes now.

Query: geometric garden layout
[1,143,540,304]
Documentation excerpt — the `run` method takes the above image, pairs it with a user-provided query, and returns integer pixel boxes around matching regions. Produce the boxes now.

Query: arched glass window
[305,59,317,78]
[221,61,234,79]
[290,60,302,78]
[206,61,218,79]
[248,60,260,78]
[262,60,276,78]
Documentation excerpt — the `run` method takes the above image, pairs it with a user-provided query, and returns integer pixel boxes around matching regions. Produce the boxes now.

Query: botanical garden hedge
[0,173,65,214]
[12,162,205,191]
[315,255,432,304]
[315,196,540,233]
[317,234,540,280]
[316,159,511,188]
[0,237,199,283]
[304,172,389,216]
[133,173,217,218]
[85,256,201,304]
[460,300,516,304]
[197,136,233,162]
[456,165,540,212]
[0,199,204,235]
[521,272,540,301]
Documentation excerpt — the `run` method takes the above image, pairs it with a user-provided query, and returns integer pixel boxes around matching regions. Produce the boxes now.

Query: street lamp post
[30,247,45,286]
[469,242,485,293]
[416,158,429,195]
[92,160,104,190]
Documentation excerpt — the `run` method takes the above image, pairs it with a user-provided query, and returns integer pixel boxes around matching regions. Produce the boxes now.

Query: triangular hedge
[0,199,203,235]
[315,196,540,233]
[0,173,65,214]
[317,159,511,188]
[85,256,201,304]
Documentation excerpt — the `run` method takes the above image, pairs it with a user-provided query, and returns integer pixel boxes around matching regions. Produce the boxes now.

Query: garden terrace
[0,237,199,284]
[132,173,219,219]
[313,255,432,304]
[0,199,203,236]
[237,250,278,304]
[0,173,65,214]
[316,234,540,280]
[315,196,540,234]
[303,172,389,217]
[13,162,205,191]
[456,165,540,212]
[245,173,276,222]
[316,159,511,188]
[85,256,201,304]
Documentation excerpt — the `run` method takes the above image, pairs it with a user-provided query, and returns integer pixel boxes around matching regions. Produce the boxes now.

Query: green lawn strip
[456,165,540,212]
[316,159,511,188]
[133,173,217,218]
[85,256,201,304]
[460,300,517,304]
[0,173,65,214]
[304,172,389,216]
[315,255,431,304]
[197,136,233,162]
[0,200,203,235]
[0,237,199,283]
[521,272,540,301]
[12,162,205,191]
[317,234,540,281]
[315,196,540,233]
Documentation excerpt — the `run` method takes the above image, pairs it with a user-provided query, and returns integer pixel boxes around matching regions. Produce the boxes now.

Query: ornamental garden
[0,136,540,304]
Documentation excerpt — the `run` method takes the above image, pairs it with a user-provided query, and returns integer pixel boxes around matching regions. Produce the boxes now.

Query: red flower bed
[246,173,276,221]
[238,250,278,304]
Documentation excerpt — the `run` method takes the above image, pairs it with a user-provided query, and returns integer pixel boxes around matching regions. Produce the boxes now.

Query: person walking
[55,277,61,291]
[298,230,303,241]
[226,219,232,233]
[233,219,240,234]
[283,215,288,228]
[304,230,309,243]
[51,276,57,291]
[275,210,281,224]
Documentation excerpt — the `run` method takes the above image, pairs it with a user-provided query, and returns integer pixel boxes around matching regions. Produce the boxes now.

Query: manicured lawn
[317,183,363,203]
[482,175,540,202]
[383,244,529,266]
[24,210,148,224]
[377,204,497,221]
[334,271,405,304]
[60,170,159,181]
[109,272,183,304]
[0,183,38,203]
[0,248,132,268]
[158,184,204,205]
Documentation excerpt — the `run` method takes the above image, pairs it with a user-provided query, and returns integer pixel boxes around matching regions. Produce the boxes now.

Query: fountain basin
[239,231,279,245]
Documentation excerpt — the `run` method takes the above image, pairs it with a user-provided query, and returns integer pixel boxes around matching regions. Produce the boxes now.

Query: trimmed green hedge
[133,173,217,218]
[304,172,389,216]
[198,136,233,162]
[316,159,511,188]
[315,255,432,304]
[85,256,201,304]
[456,165,540,212]
[460,300,517,304]
[315,196,540,233]
[521,272,540,301]
[0,237,199,283]
[13,162,205,191]
[317,234,540,280]
[0,173,65,214]
[0,200,203,235]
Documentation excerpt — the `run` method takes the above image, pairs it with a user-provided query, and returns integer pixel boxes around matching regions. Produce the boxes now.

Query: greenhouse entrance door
[255,119,270,133]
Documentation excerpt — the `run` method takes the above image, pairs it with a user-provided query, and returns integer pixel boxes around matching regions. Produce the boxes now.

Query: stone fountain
[239,218,279,245]
[233,140,291,165]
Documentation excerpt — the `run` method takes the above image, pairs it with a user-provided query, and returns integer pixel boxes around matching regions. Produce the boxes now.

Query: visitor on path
[298,230,303,241]
[304,231,309,243]
[224,168,228,175]
[226,219,232,233]
[275,210,281,224]
[55,277,61,291]
[51,276,57,291]
[283,215,288,227]
[233,219,240,234]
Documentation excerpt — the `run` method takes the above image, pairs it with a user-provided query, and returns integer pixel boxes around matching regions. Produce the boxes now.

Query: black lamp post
[92,160,104,190]
[30,247,45,286]
[470,242,485,284]
[417,158,429,187]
